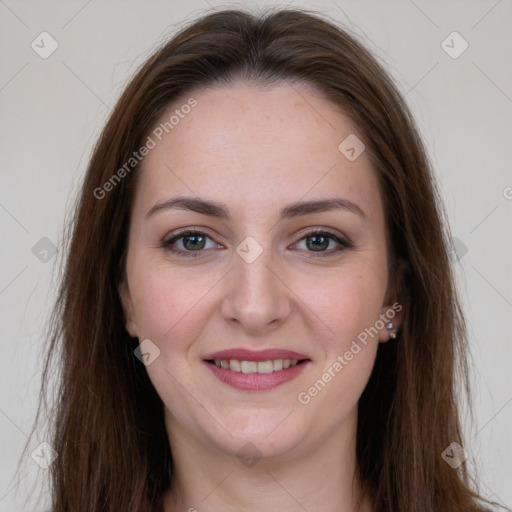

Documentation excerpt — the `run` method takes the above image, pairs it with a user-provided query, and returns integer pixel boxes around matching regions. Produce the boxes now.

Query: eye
[162,229,223,257]
[294,230,353,257]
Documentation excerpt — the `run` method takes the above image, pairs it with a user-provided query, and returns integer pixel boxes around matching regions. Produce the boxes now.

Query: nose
[220,244,292,336]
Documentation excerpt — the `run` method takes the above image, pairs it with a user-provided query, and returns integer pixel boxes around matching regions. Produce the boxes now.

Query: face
[120,81,401,462]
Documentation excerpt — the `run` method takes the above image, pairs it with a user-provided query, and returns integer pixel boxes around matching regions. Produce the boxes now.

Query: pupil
[184,235,205,250]
[307,235,328,251]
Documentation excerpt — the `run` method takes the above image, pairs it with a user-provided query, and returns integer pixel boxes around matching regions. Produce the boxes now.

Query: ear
[118,280,138,338]
[377,301,403,343]
[378,256,408,342]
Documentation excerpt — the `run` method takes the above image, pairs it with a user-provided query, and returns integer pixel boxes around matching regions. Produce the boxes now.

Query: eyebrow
[145,196,366,221]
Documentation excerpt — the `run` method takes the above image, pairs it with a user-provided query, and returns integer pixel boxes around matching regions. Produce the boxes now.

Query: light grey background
[1,1,511,510]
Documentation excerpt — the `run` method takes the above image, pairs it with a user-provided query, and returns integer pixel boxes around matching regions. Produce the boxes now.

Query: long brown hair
[26,7,494,511]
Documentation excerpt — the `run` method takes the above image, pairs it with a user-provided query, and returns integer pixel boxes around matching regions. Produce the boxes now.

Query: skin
[120,81,402,512]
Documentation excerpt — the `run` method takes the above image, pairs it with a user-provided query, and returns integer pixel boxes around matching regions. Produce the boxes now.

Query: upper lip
[203,348,310,362]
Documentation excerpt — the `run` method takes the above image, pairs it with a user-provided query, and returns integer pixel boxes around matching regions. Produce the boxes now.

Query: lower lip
[204,361,309,391]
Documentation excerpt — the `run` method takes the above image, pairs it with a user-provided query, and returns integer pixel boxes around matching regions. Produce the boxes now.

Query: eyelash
[162,228,353,258]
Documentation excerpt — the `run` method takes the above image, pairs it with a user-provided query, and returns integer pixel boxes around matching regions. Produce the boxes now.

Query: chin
[203,408,314,462]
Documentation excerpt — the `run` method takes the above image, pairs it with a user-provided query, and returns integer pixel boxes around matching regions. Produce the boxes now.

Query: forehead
[134,81,383,220]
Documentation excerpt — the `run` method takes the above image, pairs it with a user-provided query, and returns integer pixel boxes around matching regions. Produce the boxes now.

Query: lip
[203,348,310,362]
[204,359,310,391]
[202,348,311,391]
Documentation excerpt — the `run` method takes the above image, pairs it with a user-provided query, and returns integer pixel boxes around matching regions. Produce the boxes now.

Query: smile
[210,358,299,373]
[203,348,311,391]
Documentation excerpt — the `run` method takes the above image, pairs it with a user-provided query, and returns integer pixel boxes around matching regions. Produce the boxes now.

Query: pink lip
[204,359,310,391]
[203,348,310,362]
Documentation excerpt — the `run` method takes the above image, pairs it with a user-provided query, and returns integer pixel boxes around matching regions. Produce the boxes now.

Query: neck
[163,410,372,512]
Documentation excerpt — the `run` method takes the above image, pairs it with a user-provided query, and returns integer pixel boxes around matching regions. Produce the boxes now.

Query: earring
[386,322,397,339]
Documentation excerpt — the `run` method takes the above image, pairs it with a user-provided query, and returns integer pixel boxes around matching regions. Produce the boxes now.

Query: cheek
[291,257,386,407]
[293,259,387,348]
[296,279,381,423]
[127,262,212,406]
[128,255,218,343]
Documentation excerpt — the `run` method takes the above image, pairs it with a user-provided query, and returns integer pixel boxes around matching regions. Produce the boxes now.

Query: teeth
[213,358,300,373]
[256,361,273,374]
[241,361,257,374]
[229,359,241,372]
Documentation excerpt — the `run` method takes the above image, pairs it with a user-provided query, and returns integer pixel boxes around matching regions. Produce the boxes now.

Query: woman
[31,7,497,512]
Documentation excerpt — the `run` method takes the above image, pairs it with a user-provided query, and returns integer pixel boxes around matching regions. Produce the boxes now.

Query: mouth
[202,349,311,391]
